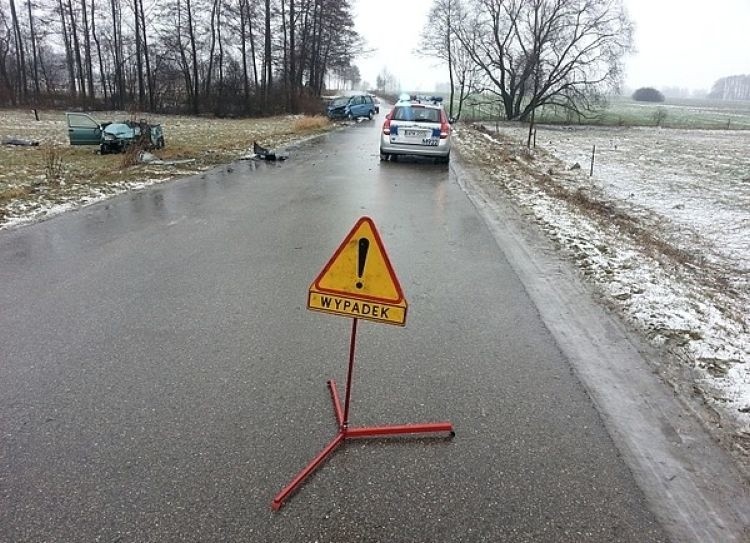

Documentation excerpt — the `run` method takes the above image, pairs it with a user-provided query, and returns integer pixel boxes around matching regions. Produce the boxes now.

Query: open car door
[65,113,102,145]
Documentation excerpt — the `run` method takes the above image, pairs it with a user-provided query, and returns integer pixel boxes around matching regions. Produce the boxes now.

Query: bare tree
[375,67,398,93]
[109,0,125,107]
[25,0,40,97]
[8,0,26,99]
[56,0,77,96]
[421,0,478,120]
[65,0,87,102]
[453,0,633,121]
[0,9,16,102]
[79,0,94,98]
[262,0,270,105]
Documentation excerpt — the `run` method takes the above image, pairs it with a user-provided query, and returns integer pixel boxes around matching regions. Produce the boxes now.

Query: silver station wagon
[379,96,451,163]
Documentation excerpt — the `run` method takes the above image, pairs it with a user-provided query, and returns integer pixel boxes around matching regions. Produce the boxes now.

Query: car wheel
[380,152,390,161]
[347,112,354,120]
[367,110,374,120]
[156,137,165,149]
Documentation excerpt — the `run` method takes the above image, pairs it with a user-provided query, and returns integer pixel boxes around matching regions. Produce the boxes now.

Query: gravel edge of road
[450,155,750,542]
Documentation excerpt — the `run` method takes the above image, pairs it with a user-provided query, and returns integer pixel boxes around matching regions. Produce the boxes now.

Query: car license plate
[404,129,422,137]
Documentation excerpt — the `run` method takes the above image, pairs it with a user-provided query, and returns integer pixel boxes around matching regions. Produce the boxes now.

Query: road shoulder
[451,152,750,542]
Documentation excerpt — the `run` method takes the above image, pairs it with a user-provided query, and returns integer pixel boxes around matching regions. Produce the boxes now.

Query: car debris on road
[244,141,288,161]
[2,137,40,146]
[137,151,195,166]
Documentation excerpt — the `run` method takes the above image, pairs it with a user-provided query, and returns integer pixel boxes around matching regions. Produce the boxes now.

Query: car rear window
[392,106,441,123]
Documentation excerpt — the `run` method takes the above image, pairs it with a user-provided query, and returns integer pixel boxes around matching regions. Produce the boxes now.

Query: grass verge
[0,110,333,227]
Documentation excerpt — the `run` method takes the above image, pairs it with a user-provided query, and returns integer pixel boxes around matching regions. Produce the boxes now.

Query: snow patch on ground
[1,177,171,228]
[454,125,750,451]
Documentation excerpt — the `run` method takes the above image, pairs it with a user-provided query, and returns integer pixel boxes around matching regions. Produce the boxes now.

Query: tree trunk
[137,0,153,110]
[80,0,95,99]
[109,0,124,108]
[239,0,250,105]
[8,0,27,101]
[58,0,76,96]
[133,0,145,108]
[281,0,288,107]
[248,4,259,91]
[185,0,200,113]
[289,0,296,111]
[205,0,218,99]
[66,0,87,103]
[0,47,15,104]
[297,0,311,89]
[217,0,224,101]
[263,0,271,106]
[91,0,108,102]
[176,0,193,109]
[309,0,321,91]
[26,0,40,98]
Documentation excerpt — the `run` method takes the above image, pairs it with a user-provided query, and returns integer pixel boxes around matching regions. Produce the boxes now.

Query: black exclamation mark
[356,238,369,289]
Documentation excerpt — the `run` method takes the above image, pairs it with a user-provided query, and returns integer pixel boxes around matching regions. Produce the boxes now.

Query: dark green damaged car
[66,112,165,154]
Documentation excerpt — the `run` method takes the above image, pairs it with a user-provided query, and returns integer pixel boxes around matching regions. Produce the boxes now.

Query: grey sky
[353,0,750,93]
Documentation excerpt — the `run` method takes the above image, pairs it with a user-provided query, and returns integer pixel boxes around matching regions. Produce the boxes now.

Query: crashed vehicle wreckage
[65,112,165,154]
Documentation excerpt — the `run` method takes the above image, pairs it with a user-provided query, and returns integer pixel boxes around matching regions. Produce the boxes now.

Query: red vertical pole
[342,318,358,428]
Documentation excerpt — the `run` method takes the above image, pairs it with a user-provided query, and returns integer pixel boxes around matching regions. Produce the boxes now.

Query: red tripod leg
[271,432,345,511]
[327,379,344,427]
[346,422,454,439]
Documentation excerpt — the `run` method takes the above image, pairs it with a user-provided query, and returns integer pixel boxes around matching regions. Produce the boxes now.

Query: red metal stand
[271,318,454,511]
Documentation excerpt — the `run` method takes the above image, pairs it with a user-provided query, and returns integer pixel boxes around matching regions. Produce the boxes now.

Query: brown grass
[0,110,338,225]
[0,185,31,203]
[293,115,330,132]
[43,145,65,183]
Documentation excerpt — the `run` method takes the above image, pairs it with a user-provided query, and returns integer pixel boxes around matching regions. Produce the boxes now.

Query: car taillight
[440,120,450,139]
[383,118,391,135]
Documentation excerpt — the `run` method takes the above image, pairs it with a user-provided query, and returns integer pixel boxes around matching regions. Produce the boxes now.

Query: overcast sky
[353,0,750,93]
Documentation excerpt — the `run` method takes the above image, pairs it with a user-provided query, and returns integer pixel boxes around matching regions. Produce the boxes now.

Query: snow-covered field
[454,124,750,455]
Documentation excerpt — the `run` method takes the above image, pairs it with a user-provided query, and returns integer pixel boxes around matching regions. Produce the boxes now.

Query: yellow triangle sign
[308,217,408,326]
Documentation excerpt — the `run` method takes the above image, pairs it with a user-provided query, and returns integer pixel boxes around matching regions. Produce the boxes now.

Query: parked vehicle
[65,112,165,154]
[379,97,451,163]
[326,95,377,120]
[369,95,381,114]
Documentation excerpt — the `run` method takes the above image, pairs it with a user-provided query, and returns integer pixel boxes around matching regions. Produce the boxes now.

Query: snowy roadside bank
[453,124,749,463]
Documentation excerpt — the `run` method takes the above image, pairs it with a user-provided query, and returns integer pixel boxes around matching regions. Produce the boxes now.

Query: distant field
[458,95,750,130]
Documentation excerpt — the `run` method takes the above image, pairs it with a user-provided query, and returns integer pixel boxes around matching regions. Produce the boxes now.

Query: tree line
[709,75,750,102]
[0,0,363,114]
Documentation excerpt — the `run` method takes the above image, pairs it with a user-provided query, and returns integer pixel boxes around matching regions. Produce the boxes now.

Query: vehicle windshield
[392,106,441,123]
[330,97,349,107]
[104,123,133,135]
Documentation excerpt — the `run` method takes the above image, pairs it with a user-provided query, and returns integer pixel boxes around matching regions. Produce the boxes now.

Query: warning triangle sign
[308,217,407,326]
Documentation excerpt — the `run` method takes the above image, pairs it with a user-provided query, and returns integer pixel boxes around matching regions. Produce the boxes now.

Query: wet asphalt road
[0,117,668,541]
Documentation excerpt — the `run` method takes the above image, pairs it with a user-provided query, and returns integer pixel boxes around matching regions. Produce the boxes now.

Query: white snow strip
[455,126,750,432]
